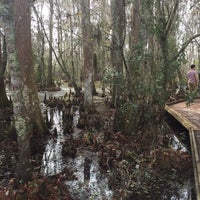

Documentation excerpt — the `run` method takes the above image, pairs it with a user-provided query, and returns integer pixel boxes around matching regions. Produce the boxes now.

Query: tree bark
[35,4,46,88]
[111,0,126,107]
[111,0,125,74]
[0,33,10,108]
[14,0,49,136]
[47,0,55,87]
[110,0,126,130]
[80,0,95,113]
[2,0,49,181]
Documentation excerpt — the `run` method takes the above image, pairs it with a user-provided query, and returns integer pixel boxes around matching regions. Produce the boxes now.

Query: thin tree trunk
[0,33,10,108]
[110,0,126,130]
[33,5,80,92]
[111,0,126,107]
[47,0,54,87]
[36,5,46,88]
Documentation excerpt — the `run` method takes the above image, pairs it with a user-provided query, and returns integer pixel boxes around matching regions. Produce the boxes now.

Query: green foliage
[115,81,160,135]
[185,90,198,106]
[102,66,124,95]
[102,66,117,85]
[111,47,166,135]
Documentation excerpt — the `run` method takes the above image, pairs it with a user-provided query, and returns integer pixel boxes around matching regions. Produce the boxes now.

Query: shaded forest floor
[0,90,194,200]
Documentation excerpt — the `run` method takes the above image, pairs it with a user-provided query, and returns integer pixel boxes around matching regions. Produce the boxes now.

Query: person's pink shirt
[187,69,197,83]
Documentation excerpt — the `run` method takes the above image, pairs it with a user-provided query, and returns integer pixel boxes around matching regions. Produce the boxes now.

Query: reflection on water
[41,105,113,199]
[177,181,193,200]
[41,108,65,176]
[65,154,113,200]
[161,180,193,200]
[170,135,187,152]
[4,88,195,199]
[41,107,194,199]
[40,104,194,200]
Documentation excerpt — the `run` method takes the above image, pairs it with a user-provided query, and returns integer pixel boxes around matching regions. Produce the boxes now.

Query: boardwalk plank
[165,99,200,200]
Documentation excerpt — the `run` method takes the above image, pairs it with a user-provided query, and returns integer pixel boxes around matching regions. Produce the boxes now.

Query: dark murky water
[40,100,194,200]
[65,153,113,200]
[41,108,65,175]
[3,88,195,199]
[40,102,113,199]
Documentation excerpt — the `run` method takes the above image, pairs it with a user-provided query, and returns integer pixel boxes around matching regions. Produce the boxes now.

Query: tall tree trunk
[156,0,179,103]
[110,0,126,130]
[130,0,141,54]
[111,0,125,74]
[47,0,54,87]
[111,0,126,106]
[2,0,49,181]
[14,0,49,135]
[36,4,46,88]
[2,0,31,182]
[0,33,10,108]
[69,13,75,83]
[80,0,95,113]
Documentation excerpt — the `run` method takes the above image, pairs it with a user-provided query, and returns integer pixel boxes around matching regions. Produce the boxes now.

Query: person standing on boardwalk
[187,64,199,92]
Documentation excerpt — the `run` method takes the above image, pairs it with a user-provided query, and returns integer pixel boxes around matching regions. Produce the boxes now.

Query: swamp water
[40,106,113,200]
[1,88,195,199]
[38,89,195,200]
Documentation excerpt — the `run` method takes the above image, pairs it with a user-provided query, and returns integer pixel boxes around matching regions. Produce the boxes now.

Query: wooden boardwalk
[165,98,200,200]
